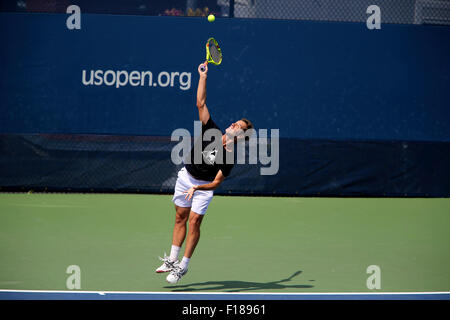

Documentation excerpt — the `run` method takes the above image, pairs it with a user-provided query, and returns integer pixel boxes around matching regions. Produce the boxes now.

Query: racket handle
[200,62,208,72]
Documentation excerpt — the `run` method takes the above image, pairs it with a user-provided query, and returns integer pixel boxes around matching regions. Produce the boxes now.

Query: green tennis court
[0,193,449,293]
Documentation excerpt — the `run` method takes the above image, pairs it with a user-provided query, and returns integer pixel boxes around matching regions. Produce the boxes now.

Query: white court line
[0,289,449,296]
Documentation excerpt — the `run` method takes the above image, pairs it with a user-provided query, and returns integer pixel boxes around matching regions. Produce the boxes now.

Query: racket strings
[207,38,222,64]
[209,44,222,64]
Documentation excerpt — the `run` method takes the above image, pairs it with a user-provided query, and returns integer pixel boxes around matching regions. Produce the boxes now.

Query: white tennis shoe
[166,266,188,284]
[156,253,179,273]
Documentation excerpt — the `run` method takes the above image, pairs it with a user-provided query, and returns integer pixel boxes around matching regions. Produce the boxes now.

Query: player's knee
[189,214,203,230]
[175,215,187,225]
[175,210,189,225]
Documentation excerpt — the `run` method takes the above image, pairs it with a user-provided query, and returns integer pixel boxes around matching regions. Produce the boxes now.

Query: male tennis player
[156,62,253,284]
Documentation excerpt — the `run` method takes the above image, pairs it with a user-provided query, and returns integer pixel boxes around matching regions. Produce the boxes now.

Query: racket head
[205,37,222,66]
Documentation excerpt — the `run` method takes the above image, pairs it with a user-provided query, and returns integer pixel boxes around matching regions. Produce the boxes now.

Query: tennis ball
[208,14,215,22]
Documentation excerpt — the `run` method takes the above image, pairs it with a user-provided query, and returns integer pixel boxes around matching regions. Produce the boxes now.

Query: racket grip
[200,65,206,72]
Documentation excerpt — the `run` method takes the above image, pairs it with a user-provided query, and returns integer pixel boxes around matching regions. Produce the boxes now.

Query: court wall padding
[1,134,449,197]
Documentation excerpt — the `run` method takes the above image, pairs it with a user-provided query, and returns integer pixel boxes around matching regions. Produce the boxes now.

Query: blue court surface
[1,290,449,300]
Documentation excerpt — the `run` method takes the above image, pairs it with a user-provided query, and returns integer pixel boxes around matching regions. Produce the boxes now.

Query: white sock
[169,245,181,262]
[179,256,190,270]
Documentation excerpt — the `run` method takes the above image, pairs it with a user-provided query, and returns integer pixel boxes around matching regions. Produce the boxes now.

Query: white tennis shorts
[172,167,214,215]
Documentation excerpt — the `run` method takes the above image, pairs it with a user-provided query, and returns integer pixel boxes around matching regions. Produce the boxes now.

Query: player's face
[226,120,247,139]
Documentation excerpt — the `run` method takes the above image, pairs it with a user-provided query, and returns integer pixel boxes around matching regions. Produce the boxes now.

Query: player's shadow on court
[164,270,314,292]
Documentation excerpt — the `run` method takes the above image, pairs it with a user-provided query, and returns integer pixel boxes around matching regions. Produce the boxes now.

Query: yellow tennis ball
[208,14,215,22]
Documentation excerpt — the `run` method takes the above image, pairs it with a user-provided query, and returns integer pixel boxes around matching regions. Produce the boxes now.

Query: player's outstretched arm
[197,62,210,125]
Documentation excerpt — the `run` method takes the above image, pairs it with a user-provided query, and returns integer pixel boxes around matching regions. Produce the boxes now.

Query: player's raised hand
[198,62,208,76]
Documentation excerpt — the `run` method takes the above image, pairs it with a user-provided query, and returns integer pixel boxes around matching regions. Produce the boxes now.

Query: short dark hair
[240,118,254,131]
[240,118,254,141]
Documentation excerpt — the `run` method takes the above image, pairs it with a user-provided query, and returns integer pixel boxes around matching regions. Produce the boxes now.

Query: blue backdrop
[1,13,449,196]
[1,12,449,140]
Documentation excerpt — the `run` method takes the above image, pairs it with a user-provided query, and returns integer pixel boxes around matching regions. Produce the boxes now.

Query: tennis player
[156,62,254,284]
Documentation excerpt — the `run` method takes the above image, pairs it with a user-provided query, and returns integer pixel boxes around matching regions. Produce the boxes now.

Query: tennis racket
[200,37,222,72]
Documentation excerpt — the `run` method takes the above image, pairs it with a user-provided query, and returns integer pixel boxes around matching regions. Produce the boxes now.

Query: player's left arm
[184,170,226,200]
[197,63,211,125]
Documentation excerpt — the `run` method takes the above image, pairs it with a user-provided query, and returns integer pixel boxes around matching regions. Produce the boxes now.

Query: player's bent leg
[156,205,190,273]
[166,176,211,283]
[184,211,204,258]
[158,167,193,274]
[172,205,190,247]
[166,210,204,284]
